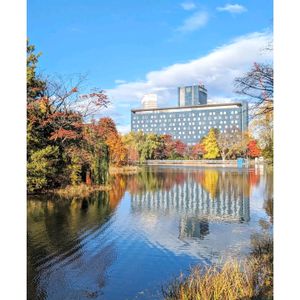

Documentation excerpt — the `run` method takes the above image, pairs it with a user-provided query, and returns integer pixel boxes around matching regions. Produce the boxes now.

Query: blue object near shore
[237,158,244,168]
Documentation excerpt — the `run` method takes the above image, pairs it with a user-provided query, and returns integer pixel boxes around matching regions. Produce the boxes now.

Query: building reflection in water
[130,168,252,240]
[179,217,209,240]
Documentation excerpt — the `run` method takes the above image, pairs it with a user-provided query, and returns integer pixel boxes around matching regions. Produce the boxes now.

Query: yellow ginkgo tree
[202,128,220,159]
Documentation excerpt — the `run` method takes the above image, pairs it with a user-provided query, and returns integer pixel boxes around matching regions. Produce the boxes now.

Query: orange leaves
[80,90,110,109]
[247,140,261,158]
[49,128,80,141]
[70,87,78,93]
[97,117,118,138]
[106,131,127,167]
[191,143,206,159]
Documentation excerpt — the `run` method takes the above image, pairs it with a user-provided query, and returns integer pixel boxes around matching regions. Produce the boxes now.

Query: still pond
[28,166,273,300]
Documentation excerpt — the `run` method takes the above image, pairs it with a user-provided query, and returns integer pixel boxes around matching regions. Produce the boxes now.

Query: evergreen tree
[27,40,46,102]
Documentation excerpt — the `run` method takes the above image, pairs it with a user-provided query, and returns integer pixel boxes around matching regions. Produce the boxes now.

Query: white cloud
[181,1,196,11]
[106,31,272,130]
[114,79,127,84]
[217,4,247,14]
[117,124,131,134]
[177,11,209,33]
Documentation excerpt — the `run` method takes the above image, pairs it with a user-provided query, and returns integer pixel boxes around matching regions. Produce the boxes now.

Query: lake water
[28,166,273,300]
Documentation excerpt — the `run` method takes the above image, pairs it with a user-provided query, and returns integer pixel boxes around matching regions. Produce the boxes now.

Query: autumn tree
[122,131,143,164]
[97,117,118,139]
[27,41,110,192]
[217,130,240,160]
[97,117,127,166]
[235,62,273,117]
[234,42,273,163]
[161,135,175,159]
[170,140,187,159]
[191,143,205,160]
[106,132,127,166]
[231,131,251,158]
[250,109,273,163]
[202,129,220,159]
[247,139,261,158]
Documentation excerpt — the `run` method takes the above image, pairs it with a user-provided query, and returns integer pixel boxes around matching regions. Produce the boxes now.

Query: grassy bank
[54,184,111,198]
[109,165,141,175]
[43,165,140,198]
[163,235,273,300]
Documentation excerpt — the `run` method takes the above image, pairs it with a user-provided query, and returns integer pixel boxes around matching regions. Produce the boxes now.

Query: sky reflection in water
[27,166,272,300]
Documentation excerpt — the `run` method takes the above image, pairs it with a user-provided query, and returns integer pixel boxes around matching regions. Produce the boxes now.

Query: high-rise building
[178,84,207,107]
[141,94,158,109]
[131,85,248,145]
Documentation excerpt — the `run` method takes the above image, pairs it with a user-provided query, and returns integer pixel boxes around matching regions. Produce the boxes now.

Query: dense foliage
[121,129,262,163]
[27,41,111,192]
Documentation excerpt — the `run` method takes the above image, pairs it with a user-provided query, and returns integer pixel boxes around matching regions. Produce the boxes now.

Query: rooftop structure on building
[131,84,248,145]
[141,94,158,109]
[178,83,207,107]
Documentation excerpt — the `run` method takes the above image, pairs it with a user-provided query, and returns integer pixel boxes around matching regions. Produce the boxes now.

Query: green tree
[27,40,46,102]
[202,129,220,159]
[27,146,59,193]
[139,133,162,162]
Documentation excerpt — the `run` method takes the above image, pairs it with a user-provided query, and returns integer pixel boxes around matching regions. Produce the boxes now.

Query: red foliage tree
[247,139,261,158]
[97,117,118,139]
[173,140,187,158]
[191,143,206,159]
[161,135,174,158]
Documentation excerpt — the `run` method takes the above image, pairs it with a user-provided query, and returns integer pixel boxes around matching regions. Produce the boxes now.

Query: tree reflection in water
[27,166,271,300]
[27,176,127,300]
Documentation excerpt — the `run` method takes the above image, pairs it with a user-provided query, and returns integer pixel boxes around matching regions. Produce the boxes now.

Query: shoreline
[144,159,268,168]
[109,165,141,175]
[146,159,240,168]
[53,184,111,199]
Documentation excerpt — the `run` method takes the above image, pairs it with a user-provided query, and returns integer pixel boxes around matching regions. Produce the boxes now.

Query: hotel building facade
[131,84,248,145]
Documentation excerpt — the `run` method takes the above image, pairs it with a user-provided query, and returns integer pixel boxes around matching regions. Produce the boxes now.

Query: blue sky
[28,0,273,132]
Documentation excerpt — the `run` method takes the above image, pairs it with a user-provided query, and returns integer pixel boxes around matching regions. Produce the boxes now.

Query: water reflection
[27,167,270,300]
[130,168,252,224]
[27,183,126,300]
[179,217,209,240]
